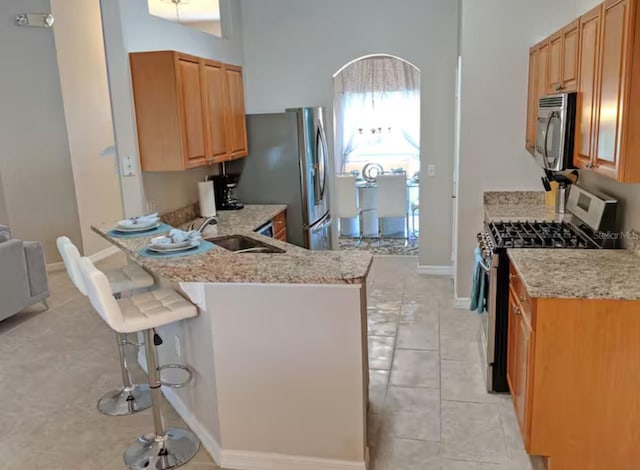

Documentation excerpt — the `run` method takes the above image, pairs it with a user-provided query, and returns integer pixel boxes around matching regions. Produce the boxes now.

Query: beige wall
[240,0,459,267]
[576,0,601,14]
[101,0,245,217]
[144,167,218,214]
[184,20,222,37]
[0,0,82,263]
[51,0,124,256]
[455,0,579,299]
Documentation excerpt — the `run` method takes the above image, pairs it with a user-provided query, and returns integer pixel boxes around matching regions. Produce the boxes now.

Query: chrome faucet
[188,216,218,233]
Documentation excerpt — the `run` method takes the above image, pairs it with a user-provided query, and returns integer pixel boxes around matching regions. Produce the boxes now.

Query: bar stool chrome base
[98,384,152,416]
[124,428,200,470]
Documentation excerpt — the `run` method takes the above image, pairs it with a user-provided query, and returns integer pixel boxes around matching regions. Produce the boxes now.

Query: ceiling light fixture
[160,0,190,22]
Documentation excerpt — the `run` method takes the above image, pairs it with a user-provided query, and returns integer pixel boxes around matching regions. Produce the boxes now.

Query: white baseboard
[416,264,453,276]
[162,387,222,463]
[163,387,367,470]
[454,297,471,309]
[47,246,120,272]
[89,246,120,263]
[46,261,66,273]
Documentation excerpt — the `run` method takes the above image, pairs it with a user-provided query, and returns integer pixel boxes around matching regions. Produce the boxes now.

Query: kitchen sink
[206,235,285,254]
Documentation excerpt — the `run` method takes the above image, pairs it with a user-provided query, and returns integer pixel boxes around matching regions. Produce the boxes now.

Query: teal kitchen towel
[469,247,487,313]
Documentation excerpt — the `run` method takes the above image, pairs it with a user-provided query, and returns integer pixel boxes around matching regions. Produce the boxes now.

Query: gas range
[477,186,618,394]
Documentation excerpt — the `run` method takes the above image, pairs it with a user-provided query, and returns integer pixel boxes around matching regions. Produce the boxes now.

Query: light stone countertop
[483,191,563,223]
[507,248,640,300]
[93,204,372,285]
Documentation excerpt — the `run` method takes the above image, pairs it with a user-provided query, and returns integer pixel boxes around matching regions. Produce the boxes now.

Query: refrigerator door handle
[315,124,328,203]
[311,215,332,233]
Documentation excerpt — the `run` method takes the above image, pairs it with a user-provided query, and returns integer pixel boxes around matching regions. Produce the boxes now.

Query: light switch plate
[427,164,436,177]
[174,335,182,358]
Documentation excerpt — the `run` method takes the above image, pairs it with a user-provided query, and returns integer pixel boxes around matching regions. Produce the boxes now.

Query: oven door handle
[542,111,557,170]
[486,264,498,365]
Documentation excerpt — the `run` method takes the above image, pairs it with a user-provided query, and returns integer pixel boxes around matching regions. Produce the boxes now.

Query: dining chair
[375,173,409,242]
[336,174,363,243]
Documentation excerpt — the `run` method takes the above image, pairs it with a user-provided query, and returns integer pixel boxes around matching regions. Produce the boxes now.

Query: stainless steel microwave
[534,92,577,172]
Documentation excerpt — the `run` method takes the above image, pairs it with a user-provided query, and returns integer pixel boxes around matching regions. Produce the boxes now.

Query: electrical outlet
[174,335,182,358]
[427,164,436,177]
[122,154,136,177]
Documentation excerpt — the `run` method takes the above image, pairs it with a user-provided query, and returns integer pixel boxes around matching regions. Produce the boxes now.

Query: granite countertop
[93,205,372,285]
[484,191,562,223]
[508,249,640,300]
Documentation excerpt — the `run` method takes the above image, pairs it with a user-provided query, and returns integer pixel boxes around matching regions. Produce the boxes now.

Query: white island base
[141,281,369,470]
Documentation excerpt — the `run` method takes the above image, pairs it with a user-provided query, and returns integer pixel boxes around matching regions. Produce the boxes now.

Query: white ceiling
[148,0,221,23]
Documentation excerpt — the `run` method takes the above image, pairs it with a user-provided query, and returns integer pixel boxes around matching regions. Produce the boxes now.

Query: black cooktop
[488,221,598,249]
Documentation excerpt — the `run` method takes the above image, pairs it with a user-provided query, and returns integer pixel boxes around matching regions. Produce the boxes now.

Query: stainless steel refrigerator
[229,107,331,250]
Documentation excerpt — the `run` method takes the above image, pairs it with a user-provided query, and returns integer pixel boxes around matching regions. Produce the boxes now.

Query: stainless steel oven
[476,233,509,392]
[534,93,577,172]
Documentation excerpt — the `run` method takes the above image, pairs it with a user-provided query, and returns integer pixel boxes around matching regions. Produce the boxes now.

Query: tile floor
[366,257,543,470]
[0,255,540,469]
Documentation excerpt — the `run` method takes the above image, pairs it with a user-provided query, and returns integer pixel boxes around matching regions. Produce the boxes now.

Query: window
[147,0,222,37]
[342,91,420,178]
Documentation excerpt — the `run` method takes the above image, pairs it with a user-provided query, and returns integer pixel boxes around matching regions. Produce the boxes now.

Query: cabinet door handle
[519,295,527,303]
[512,303,521,316]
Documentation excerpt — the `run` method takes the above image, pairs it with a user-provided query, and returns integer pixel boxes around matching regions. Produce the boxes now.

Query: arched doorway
[333,55,421,255]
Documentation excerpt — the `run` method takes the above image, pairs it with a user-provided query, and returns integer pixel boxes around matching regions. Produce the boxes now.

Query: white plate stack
[115,215,160,233]
[147,232,201,253]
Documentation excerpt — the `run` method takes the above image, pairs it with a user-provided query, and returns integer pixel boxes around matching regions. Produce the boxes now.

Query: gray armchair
[0,225,49,321]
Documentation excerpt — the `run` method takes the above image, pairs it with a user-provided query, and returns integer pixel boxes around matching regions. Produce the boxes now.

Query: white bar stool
[57,236,155,416]
[79,256,200,470]
[375,173,409,241]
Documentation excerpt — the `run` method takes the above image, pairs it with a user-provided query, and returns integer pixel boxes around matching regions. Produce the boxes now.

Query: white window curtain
[333,56,420,174]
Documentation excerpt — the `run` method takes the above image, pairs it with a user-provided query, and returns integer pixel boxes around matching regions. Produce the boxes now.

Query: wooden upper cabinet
[547,20,580,94]
[202,60,229,162]
[593,0,632,179]
[575,5,603,168]
[548,32,563,93]
[525,0,640,182]
[526,47,538,152]
[562,20,580,91]
[224,65,249,159]
[536,41,549,102]
[176,56,207,168]
[130,51,249,172]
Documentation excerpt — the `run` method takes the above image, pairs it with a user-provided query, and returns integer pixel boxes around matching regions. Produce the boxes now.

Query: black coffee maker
[210,173,244,210]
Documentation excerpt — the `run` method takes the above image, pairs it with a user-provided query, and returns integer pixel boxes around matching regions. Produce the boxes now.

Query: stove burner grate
[488,221,597,249]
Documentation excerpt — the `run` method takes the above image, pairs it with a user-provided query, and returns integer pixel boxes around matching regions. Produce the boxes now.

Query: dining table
[340,178,420,238]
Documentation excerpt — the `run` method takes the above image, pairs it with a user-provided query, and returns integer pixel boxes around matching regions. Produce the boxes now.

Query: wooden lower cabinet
[507,286,534,450]
[508,265,640,469]
[272,210,287,242]
[275,229,287,242]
